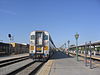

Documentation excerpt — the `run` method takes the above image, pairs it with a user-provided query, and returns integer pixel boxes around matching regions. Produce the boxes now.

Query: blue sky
[0,0,100,47]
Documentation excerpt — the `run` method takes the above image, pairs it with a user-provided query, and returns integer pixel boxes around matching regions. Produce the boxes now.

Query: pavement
[37,51,100,75]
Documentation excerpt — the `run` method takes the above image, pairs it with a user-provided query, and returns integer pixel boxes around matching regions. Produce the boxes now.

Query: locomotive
[29,31,56,61]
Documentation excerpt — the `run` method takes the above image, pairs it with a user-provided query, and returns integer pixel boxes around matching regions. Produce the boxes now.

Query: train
[0,42,29,56]
[0,42,11,55]
[29,31,56,61]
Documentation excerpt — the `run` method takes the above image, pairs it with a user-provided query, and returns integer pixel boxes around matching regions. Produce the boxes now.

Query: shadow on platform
[51,51,73,59]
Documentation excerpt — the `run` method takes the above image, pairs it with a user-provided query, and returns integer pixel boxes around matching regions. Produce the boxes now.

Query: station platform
[37,51,100,75]
[0,53,29,62]
[69,52,100,60]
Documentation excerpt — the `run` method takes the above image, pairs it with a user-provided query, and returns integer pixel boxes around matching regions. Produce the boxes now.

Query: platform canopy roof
[70,41,100,48]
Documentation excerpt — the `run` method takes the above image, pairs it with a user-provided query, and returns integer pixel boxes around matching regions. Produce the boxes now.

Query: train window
[37,33,42,38]
[44,35,48,40]
[31,35,35,40]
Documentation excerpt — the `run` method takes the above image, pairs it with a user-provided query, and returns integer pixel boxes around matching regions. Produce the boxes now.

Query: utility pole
[67,40,70,56]
[8,34,12,55]
[89,41,92,69]
[85,42,87,66]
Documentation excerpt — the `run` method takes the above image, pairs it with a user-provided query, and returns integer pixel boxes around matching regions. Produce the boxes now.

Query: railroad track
[0,56,29,67]
[0,56,46,75]
[7,61,45,75]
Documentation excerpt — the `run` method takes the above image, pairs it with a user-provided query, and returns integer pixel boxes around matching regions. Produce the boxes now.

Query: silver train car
[29,31,56,61]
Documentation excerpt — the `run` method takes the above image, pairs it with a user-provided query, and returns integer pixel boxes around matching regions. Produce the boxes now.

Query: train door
[35,32,44,54]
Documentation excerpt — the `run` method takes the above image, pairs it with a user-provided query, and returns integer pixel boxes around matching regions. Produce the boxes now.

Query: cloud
[0,9,16,15]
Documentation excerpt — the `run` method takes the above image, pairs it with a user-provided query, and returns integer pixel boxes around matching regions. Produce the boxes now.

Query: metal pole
[89,41,92,69]
[68,43,69,56]
[8,34,12,55]
[85,42,87,66]
[76,39,78,61]
[68,40,70,56]
[9,38,11,55]
[65,43,66,53]
[75,33,79,61]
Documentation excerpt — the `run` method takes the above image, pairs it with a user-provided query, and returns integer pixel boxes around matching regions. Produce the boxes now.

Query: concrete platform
[70,52,100,60]
[0,53,29,62]
[37,51,100,75]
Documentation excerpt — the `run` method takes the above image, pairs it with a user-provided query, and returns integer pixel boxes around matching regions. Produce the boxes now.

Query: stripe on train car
[30,46,34,50]
[44,46,48,50]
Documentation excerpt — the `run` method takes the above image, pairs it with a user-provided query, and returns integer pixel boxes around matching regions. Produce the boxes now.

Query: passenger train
[29,31,56,61]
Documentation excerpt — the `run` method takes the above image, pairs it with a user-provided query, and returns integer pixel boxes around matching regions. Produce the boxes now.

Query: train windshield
[36,32,43,45]
[31,35,35,40]
[44,35,48,40]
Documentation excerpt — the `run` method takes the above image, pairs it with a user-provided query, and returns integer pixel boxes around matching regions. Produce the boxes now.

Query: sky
[0,0,100,47]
